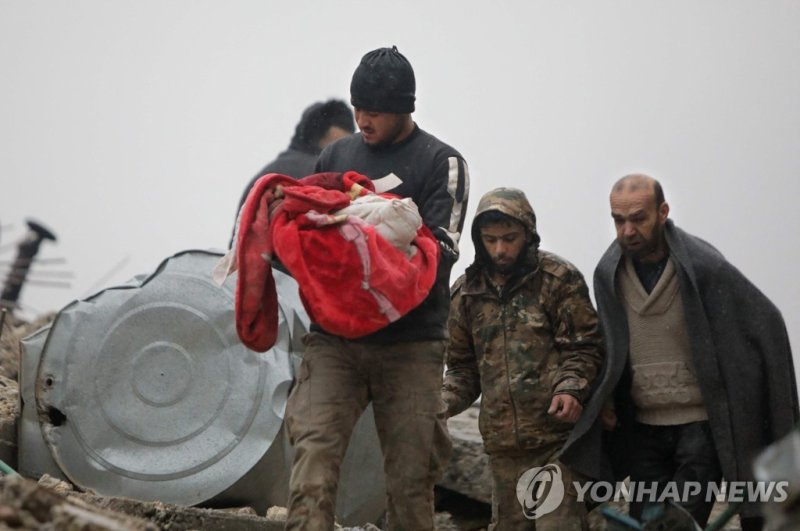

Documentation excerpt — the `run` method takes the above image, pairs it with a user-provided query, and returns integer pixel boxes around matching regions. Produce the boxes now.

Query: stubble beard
[487,249,528,277]
[364,118,407,149]
[621,227,666,263]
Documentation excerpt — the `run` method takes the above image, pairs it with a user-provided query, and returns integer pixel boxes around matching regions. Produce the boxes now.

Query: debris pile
[0,302,488,531]
[0,312,54,381]
[0,474,157,530]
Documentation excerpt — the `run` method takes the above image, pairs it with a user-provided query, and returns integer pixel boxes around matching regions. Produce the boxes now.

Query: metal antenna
[0,219,57,312]
[83,255,131,297]
[0,257,66,266]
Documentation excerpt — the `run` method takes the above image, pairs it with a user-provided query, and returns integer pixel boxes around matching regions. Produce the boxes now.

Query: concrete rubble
[0,470,464,531]
[441,405,492,505]
[2,307,753,530]
[0,308,491,530]
[0,375,17,471]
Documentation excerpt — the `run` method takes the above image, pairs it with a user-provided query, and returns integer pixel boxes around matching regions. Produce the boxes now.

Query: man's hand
[548,394,582,424]
[601,404,618,431]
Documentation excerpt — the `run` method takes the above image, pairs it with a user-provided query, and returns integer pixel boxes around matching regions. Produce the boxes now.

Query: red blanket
[236,171,439,352]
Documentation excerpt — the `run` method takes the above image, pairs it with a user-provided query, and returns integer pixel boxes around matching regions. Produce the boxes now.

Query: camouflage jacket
[443,251,604,454]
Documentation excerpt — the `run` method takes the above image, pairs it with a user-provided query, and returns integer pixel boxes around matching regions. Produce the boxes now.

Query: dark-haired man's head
[476,211,530,277]
[290,99,355,154]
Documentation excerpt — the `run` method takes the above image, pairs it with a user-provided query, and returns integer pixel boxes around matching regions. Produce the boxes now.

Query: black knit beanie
[350,46,415,114]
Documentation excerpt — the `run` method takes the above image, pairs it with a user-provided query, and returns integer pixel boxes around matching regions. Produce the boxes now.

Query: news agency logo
[515,463,565,519]
[516,462,790,520]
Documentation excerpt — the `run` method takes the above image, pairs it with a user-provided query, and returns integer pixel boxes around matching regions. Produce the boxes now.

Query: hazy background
[1,2,798,378]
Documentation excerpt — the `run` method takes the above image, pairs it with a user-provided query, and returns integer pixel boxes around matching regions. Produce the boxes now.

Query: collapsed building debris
[754,428,800,530]
[0,473,158,530]
[0,311,55,381]
[441,405,491,505]
[1,375,468,530]
[0,374,18,471]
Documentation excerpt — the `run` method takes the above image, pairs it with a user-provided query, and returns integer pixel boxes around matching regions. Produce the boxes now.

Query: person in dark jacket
[587,173,798,530]
[284,46,469,531]
[443,188,603,530]
[230,100,354,244]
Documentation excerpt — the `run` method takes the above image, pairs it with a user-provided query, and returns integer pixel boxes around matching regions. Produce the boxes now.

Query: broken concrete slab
[0,374,18,470]
[71,493,285,531]
[440,404,492,505]
[0,473,157,530]
[35,473,287,530]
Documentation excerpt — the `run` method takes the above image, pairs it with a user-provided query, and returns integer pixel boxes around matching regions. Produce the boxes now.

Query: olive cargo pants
[489,450,588,531]
[284,332,451,531]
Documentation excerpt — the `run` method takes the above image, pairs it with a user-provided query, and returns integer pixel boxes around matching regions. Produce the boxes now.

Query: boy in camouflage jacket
[443,188,603,530]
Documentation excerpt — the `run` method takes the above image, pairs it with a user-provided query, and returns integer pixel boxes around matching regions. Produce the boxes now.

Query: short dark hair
[290,99,355,154]
[653,180,665,206]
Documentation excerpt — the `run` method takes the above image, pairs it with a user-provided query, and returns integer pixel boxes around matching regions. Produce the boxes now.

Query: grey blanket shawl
[563,220,797,517]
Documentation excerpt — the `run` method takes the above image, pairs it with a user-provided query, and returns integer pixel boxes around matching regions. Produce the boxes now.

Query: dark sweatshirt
[314,125,469,343]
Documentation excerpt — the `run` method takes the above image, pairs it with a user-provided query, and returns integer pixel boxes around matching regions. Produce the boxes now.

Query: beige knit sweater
[618,256,709,425]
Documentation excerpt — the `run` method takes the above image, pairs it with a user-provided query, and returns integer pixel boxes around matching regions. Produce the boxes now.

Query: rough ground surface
[0,312,54,380]
[443,404,744,530]
[442,406,492,505]
[0,315,749,529]
[0,315,486,529]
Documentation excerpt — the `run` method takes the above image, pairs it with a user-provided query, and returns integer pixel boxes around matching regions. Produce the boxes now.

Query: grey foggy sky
[1,2,798,379]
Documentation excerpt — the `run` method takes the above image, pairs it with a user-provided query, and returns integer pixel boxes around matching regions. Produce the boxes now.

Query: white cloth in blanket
[335,194,422,258]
